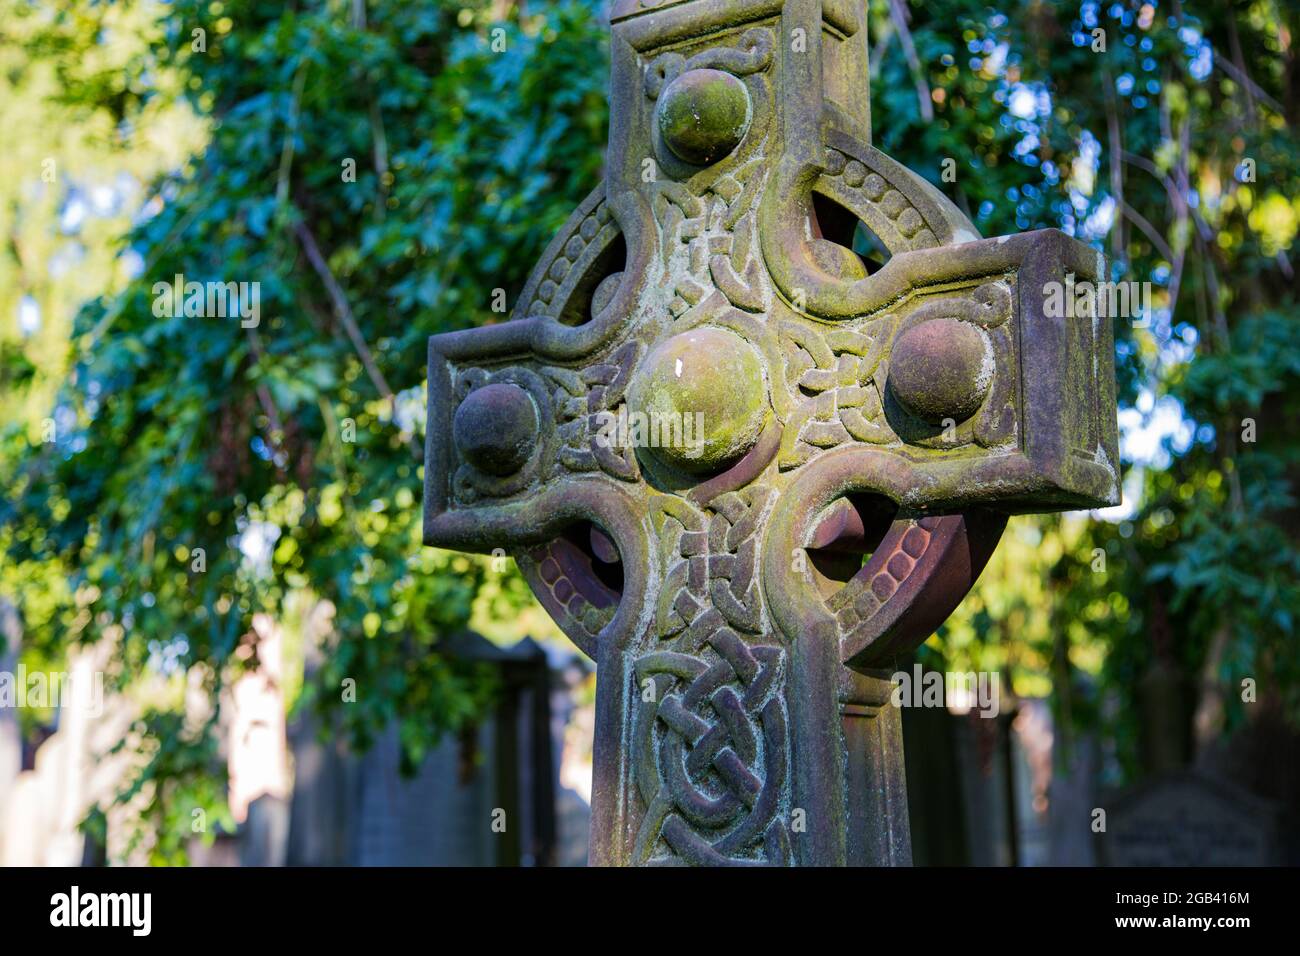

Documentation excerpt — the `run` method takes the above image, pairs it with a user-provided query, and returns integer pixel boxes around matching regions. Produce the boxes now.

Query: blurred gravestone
[953,710,1017,866]
[286,630,562,865]
[551,654,594,866]
[350,721,496,865]
[350,633,555,866]
[285,601,360,866]
[1101,771,1280,866]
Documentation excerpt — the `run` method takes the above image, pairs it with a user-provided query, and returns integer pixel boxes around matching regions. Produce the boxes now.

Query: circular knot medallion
[657,68,751,166]
[453,382,538,476]
[887,318,991,425]
[627,327,768,475]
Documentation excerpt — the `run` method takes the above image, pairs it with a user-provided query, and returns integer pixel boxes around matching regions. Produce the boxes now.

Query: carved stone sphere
[627,327,768,475]
[657,68,751,166]
[888,319,991,426]
[453,382,538,476]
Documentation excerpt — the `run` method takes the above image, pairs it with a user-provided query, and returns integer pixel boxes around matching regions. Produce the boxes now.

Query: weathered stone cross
[423,0,1119,865]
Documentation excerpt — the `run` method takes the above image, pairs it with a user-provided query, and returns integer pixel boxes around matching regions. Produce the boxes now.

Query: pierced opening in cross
[804,494,897,601]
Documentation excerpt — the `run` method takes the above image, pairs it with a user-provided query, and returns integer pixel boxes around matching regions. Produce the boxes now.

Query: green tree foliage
[868,0,1300,774]
[2,0,609,859]
[0,1,204,435]
[0,0,207,750]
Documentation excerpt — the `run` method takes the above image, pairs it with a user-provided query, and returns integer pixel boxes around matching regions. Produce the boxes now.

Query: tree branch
[1115,196,1175,264]
[292,216,422,458]
[887,0,933,122]
[1214,45,1286,119]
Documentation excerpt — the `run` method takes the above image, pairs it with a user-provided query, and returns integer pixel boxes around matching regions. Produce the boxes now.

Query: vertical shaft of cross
[842,669,912,865]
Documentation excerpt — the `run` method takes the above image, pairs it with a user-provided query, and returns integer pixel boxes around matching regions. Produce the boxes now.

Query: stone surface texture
[423,0,1119,866]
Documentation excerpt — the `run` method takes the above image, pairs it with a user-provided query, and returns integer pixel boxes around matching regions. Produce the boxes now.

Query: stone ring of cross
[423,0,1119,866]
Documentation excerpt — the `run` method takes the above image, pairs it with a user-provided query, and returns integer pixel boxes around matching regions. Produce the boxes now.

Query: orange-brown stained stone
[888,318,991,425]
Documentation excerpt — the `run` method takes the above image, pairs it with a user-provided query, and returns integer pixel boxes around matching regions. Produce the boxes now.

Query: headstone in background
[1199,705,1300,865]
[555,779,592,867]
[1043,728,1101,866]
[4,611,579,867]
[284,599,360,866]
[953,710,1018,867]
[901,703,968,866]
[285,630,571,866]
[350,721,496,866]
[549,653,594,866]
[1101,771,1281,866]
[240,795,291,867]
[904,691,1102,866]
[904,697,1022,866]
[1009,698,1100,867]
[188,831,242,867]
[283,712,358,866]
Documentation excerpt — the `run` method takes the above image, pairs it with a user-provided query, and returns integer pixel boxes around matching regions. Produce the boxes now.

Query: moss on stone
[657,68,751,166]
[626,326,769,474]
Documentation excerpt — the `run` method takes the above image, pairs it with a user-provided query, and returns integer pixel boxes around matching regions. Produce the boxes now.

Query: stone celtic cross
[423,0,1119,866]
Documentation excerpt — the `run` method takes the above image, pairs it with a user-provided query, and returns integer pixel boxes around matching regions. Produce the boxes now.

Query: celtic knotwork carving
[549,365,594,471]
[633,627,790,866]
[644,27,775,99]
[889,278,1013,334]
[779,319,894,468]
[552,341,644,480]
[706,161,771,313]
[653,497,709,639]
[660,157,771,317]
[706,485,772,633]
[774,278,1019,469]
[584,340,644,480]
[649,180,706,271]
